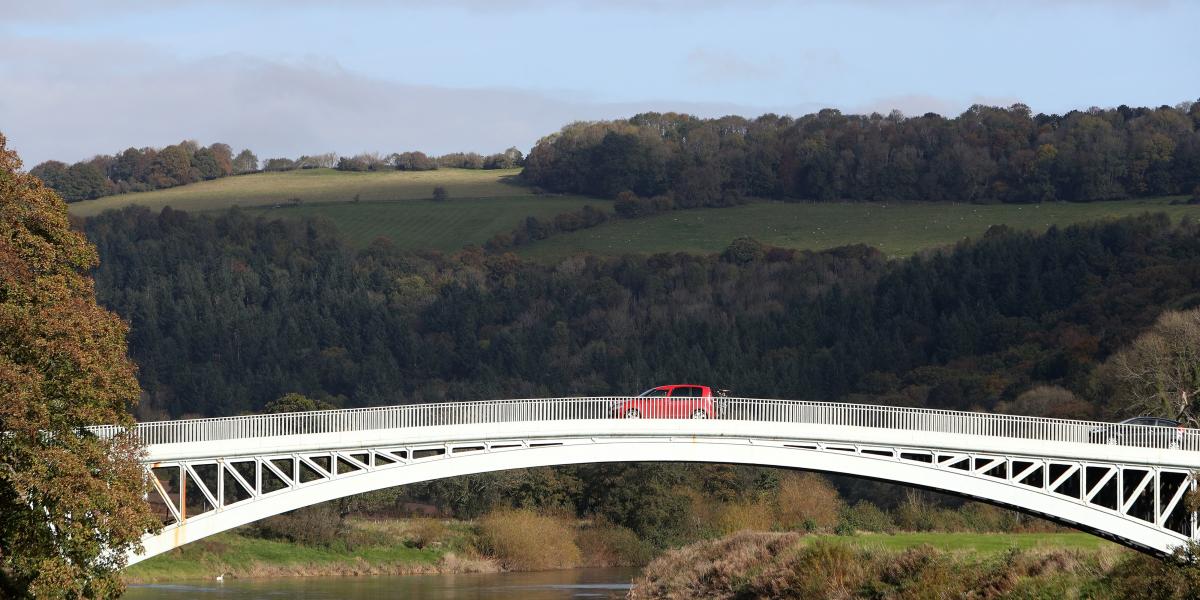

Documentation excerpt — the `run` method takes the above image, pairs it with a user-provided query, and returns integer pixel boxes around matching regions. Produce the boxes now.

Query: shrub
[776,472,842,532]
[1105,543,1200,598]
[863,544,959,598]
[250,504,345,547]
[634,533,1126,600]
[406,517,446,549]
[576,520,655,567]
[893,490,938,532]
[437,152,484,169]
[839,500,895,533]
[722,236,767,264]
[629,531,802,600]
[477,508,580,571]
[833,521,856,536]
[336,155,370,172]
[773,539,870,597]
[613,191,672,218]
[959,501,1020,532]
[262,157,296,171]
[393,151,438,171]
[712,500,775,536]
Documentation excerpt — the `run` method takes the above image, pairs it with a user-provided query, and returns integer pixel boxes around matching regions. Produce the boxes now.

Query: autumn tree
[392,151,437,171]
[232,149,259,174]
[1103,308,1200,425]
[0,134,159,597]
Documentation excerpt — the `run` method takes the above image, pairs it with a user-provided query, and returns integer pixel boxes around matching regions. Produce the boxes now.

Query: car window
[1158,419,1179,427]
[670,386,697,398]
[641,388,668,397]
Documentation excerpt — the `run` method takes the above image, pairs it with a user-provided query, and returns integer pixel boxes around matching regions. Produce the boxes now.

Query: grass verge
[124,519,495,584]
[522,197,1200,260]
[841,531,1116,553]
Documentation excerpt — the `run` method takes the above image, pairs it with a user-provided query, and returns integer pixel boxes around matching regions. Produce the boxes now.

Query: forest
[31,141,255,201]
[85,206,1200,422]
[523,102,1200,206]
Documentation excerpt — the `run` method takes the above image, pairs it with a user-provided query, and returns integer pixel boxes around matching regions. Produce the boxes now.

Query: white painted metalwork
[103,398,1200,564]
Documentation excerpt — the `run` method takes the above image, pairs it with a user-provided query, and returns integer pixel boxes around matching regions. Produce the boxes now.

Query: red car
[613,384,718,419]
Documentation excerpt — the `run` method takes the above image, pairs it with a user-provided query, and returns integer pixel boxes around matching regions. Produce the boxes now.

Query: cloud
[686,49,774,83]
[0,36,1064,167]
[0,37,786,164]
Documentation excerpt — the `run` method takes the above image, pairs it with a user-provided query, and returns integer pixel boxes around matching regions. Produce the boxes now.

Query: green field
[125,525,1118,584]
[521,197,1200,260]
[67,167,528,217]
[68,169,1199,259]
[241,195,606,252]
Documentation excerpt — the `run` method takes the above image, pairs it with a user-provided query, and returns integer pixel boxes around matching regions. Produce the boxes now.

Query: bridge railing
[88,397,1200,452]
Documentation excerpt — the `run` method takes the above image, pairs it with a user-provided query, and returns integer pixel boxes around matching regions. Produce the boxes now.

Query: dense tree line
[30,141,257,202]
[523,102,1200,206]
[31,141,527,202]
[84,207,1200,421]
[331,148,526,172]
[485,204,610,251]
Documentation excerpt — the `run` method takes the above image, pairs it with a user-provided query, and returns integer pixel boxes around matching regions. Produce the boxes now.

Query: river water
[124,568,638,599]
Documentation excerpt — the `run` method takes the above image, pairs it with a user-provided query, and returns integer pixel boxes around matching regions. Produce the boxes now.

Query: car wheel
[1106,436,1117,445]
[624,409,641,419]
[691,409,708,419]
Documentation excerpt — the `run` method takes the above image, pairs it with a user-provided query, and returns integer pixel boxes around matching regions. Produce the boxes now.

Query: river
[123,568,639,599]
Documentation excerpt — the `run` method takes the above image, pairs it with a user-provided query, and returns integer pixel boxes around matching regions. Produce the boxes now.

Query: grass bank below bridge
[124,516,1116,584]
[123,518,492,584]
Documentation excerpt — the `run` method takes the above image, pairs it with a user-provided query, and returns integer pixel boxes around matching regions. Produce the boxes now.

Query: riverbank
[125,515,1116,585]
[630,531,1191,599]
[124,518,499,584]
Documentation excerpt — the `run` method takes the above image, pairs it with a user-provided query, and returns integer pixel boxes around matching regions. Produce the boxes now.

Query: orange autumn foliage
[0,132,159,598]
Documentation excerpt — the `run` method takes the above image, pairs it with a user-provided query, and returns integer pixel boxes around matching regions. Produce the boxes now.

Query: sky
[1,0,1197,165]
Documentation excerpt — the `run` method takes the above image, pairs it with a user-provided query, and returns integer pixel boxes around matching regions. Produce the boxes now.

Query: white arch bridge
[91,398,1200,564]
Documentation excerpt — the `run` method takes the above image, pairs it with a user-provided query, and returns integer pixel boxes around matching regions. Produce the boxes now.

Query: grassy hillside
[68,167,608,252]
[67,167,527,216]
[521,197,1200,260]
[68,167,1198,259]
[243,195,606,252]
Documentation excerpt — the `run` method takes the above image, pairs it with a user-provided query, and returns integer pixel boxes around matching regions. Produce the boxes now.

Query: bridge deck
[92,397,1200,458]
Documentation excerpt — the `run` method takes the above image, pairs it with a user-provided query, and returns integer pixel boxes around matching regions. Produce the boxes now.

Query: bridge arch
[118,398,1200,564]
